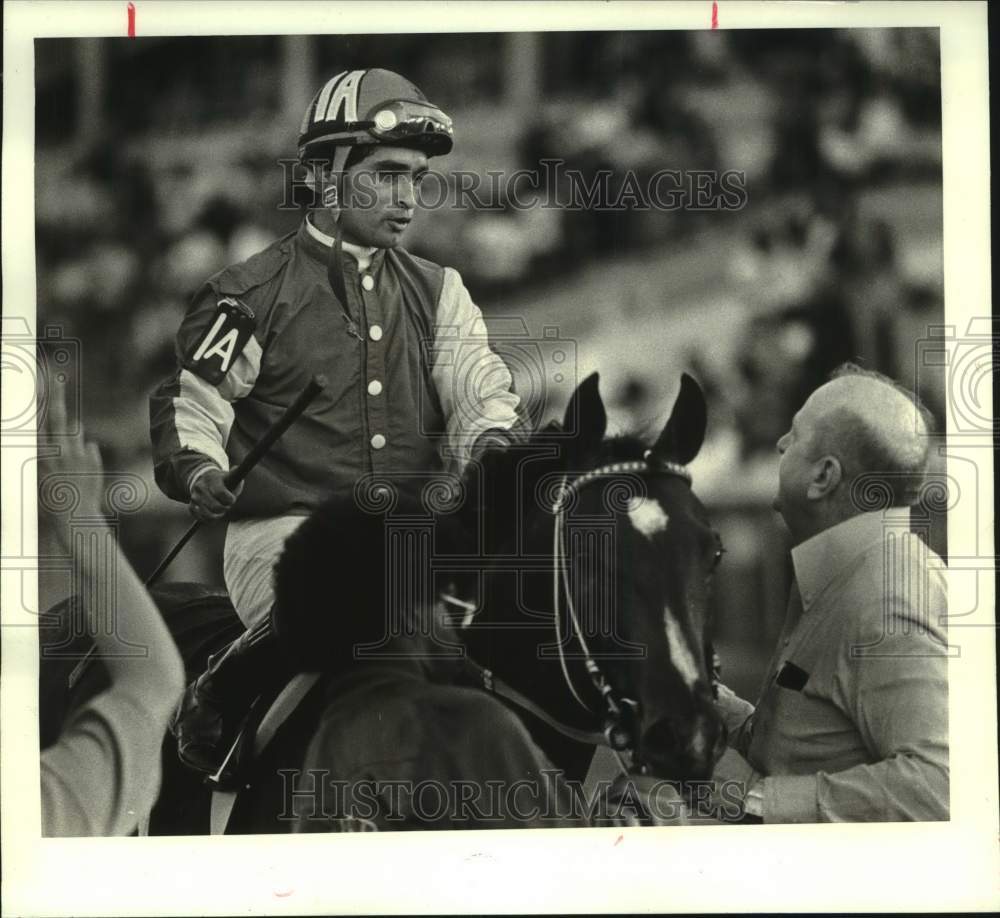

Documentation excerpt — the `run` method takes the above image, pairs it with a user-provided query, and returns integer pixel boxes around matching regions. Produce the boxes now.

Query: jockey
[149,68,523,774]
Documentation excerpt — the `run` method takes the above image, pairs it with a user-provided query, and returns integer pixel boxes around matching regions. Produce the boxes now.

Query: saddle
[206,671,322,834]
[202,658,479,832]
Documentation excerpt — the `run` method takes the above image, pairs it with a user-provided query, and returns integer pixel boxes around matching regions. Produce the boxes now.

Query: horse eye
[711,544,726,571]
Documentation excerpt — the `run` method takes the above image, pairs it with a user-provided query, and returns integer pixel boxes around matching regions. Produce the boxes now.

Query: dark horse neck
[460,566,603,784]
[447,438,612,784]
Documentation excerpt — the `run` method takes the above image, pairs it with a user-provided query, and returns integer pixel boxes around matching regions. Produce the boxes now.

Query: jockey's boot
[171,616,286,776]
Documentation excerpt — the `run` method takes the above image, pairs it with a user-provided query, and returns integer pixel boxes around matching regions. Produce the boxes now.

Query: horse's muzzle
[638,693,725,781]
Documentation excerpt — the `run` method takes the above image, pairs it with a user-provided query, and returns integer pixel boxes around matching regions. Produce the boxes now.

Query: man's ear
[806,456,843,501]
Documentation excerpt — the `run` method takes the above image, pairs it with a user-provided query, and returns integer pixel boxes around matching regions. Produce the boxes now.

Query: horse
[38,372,726,832]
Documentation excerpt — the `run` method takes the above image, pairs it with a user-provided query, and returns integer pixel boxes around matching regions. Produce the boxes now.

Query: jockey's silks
[150,218,520,519]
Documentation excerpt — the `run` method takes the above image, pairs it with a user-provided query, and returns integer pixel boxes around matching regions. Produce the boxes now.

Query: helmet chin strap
[326,225,348,309]
[311,159,349,306]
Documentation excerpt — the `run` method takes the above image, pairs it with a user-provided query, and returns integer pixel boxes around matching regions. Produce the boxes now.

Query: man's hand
[714,681,756,737]
[38,378,106,555]
[189,467,242,521]
[699,747,764,823]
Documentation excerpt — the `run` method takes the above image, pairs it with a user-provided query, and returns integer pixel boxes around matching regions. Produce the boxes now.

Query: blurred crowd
[35,29,945,572]
[33,27,947,698]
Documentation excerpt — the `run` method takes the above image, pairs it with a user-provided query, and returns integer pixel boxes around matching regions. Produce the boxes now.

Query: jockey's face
[338,146,429,249]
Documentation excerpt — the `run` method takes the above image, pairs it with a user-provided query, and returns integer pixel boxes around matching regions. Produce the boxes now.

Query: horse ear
[651,373,707,465]
[563,372,607,468]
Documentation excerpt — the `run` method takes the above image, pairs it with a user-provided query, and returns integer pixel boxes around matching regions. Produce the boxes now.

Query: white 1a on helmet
[298,68,454,176]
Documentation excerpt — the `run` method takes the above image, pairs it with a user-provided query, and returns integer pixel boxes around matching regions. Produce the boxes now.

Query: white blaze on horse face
[627,497,669,541]
[664,607,699,689]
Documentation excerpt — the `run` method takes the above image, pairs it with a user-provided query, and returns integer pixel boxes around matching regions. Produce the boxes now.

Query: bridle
[550,449,692,764]
[447,447,696,775]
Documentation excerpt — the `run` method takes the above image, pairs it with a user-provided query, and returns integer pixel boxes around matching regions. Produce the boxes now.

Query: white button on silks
[371,434,386,449]
[361,275,375,291]
[368,379,383,396]
[369,325,383,341]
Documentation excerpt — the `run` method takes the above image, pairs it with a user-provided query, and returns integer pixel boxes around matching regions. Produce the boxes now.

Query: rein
[472,664,610,747]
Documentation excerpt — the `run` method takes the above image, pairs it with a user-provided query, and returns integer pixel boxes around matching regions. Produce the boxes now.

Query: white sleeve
[41,690,167,837]
[172,370,236,475]
[151,333,262,497]
[432,268,520,471]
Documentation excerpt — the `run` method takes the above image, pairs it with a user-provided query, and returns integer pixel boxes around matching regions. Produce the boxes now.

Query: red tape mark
[127,2,135,38]
[711,0,718,29]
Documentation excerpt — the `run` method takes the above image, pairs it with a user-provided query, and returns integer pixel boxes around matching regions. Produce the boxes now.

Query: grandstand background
[35,29,946,698]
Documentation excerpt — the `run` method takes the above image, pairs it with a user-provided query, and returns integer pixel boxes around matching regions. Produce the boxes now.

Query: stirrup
[171,676,232,776]
[203,694,267,792]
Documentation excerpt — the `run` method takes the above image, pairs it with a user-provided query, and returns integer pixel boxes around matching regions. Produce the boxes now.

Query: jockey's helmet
[298,68,454,175]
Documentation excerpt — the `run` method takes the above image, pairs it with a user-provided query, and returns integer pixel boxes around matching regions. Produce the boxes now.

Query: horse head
[457,372,725,782]
[567,373,725,779]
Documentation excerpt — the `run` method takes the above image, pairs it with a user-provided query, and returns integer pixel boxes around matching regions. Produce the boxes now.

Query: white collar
[791,508,912,609]
[305,216,377,265]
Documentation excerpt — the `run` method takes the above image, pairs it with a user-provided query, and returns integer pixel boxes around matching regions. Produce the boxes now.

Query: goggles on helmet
[367,99,453,146]
[299,98,454,161]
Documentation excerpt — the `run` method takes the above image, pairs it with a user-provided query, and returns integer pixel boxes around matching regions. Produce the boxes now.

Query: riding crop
[145,373,328,587]
[67,375,327,690]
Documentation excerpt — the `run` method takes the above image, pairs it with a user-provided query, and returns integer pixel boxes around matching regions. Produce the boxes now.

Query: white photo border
[2,1,996,914]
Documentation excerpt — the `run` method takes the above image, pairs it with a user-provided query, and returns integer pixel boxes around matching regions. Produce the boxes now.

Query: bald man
[712,363,949,822]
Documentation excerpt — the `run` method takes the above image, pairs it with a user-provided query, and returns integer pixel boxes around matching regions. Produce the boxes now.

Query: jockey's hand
[189,467,242,521]
[470,428,512,462]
